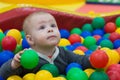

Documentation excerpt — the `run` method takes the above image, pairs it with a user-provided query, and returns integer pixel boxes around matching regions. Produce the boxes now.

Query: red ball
[2,36,17,51]
[93,35,101,41]
[68,34,81,44]
[76,46,88,52]
[104,22,117,33]
[90,50,109,68]
[109,32,120,42]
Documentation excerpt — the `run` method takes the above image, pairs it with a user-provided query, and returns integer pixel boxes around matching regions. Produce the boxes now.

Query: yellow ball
[6,29,22,44]
[80,36,84,43]
[23,73,35,80]
[104,50,120,69]
[7,75,23,80]
[84,68,95,77]
[115,28,120,34]
[35,70,53,80]
[73,49,84,55]
[58,38,71,47]
[50,77,66,80]
[0,29,3,33]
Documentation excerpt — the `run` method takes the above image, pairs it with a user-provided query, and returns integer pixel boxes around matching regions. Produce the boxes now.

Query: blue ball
[65,62,82,73]
[80,31,92,38]
[85,50,93,55]
[113,39,120,49]
[92,29,104,36]
[22,37,30,49]
[60,29,70,39]
[72,42,83,49]
[0,51,14,67]
[0,76,4,80]
[66,45,75,51]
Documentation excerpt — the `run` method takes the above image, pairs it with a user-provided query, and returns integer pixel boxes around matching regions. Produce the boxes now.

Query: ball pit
[0,10,120,80]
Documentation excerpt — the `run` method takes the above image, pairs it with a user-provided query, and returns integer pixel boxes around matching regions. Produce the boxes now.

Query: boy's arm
[0,59,22,79]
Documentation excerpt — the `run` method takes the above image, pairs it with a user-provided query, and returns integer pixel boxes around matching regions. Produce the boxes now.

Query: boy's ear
[26,35,34,45]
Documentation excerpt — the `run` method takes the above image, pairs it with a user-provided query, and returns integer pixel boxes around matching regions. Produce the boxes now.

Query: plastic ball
[58,38,71,46]
[2,36,17,51]
[70,28,82,35]
[0,29,3,33]
[84,68,95,77]
[0,51,14,67]
[59,29,70,39]
[66,68,88,80]
[89,50,109,68]
[93,35,101,41]
[72,42,83,49]
[106,64,120,73]
[104,50,120,69]
[22,37,30,49]
[56,77,66,80]
[92,17,105,29]
[81,23,93,32]
[21,30,25,38]
[35,70,53,80]
[89,69,109,80]
[0,76,4,80]
[73,49,84,55]
[20,49,39,69]
[115,28,120,34]
[0,32,5,45]
[65,62,82,73]
[92,29,104,36]
[40,63,59,77]
[68,34,81,44]
[65,45,75,51]
[13,44,22,54]
[100,40,113,49]
[23,73,35,80]
[115,16,120,27]
[80,31,92,38]
[6,29,22,44]
[83,36,96,48]
[76,46,88,52]
[113,39,120,48]
[7,75,22,80]
[104,22,117,33]
[103,33,110,38]
[96,37,108,45]
[88,44,98,51]
[109,32,120,42]
[85,50,93,55]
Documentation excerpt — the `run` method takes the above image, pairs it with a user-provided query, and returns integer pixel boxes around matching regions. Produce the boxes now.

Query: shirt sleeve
[0,59,22,79]
[65,49,94,70]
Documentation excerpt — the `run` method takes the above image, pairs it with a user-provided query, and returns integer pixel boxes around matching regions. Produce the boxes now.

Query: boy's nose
[48,29,53,32]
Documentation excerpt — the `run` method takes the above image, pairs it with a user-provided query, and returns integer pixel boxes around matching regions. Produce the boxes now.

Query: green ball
[0,45,2,52]
[100,40,113,49]
[89,70,109,80]
[0,32,5,45]
[89,44,98,51]
[20,49,39,69]
[92,17,105,29]
[13,44,22,54]
[66,68,88,80]
[82,23,93,32]
[40,63,59,77]
[103,33,110,38]
[83,36,96,48]
[115,16,120,27]
[21,31,25,38]
[70,28,82,35]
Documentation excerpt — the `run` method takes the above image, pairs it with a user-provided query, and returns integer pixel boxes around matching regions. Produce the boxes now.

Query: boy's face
[27,14,61,48]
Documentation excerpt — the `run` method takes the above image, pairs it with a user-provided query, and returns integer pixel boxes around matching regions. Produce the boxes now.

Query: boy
[0,11,93,79]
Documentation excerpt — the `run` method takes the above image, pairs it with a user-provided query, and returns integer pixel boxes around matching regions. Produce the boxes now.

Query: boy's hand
[11,50,24,69]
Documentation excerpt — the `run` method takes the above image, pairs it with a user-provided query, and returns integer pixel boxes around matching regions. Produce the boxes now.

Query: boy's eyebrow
[38,19,54,24]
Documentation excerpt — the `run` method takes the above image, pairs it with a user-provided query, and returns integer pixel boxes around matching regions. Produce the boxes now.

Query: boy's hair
[23,11,52,34]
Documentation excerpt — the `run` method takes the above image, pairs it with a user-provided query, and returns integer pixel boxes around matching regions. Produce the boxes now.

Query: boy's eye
[51,24,56,27]
[39,25,45,29]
